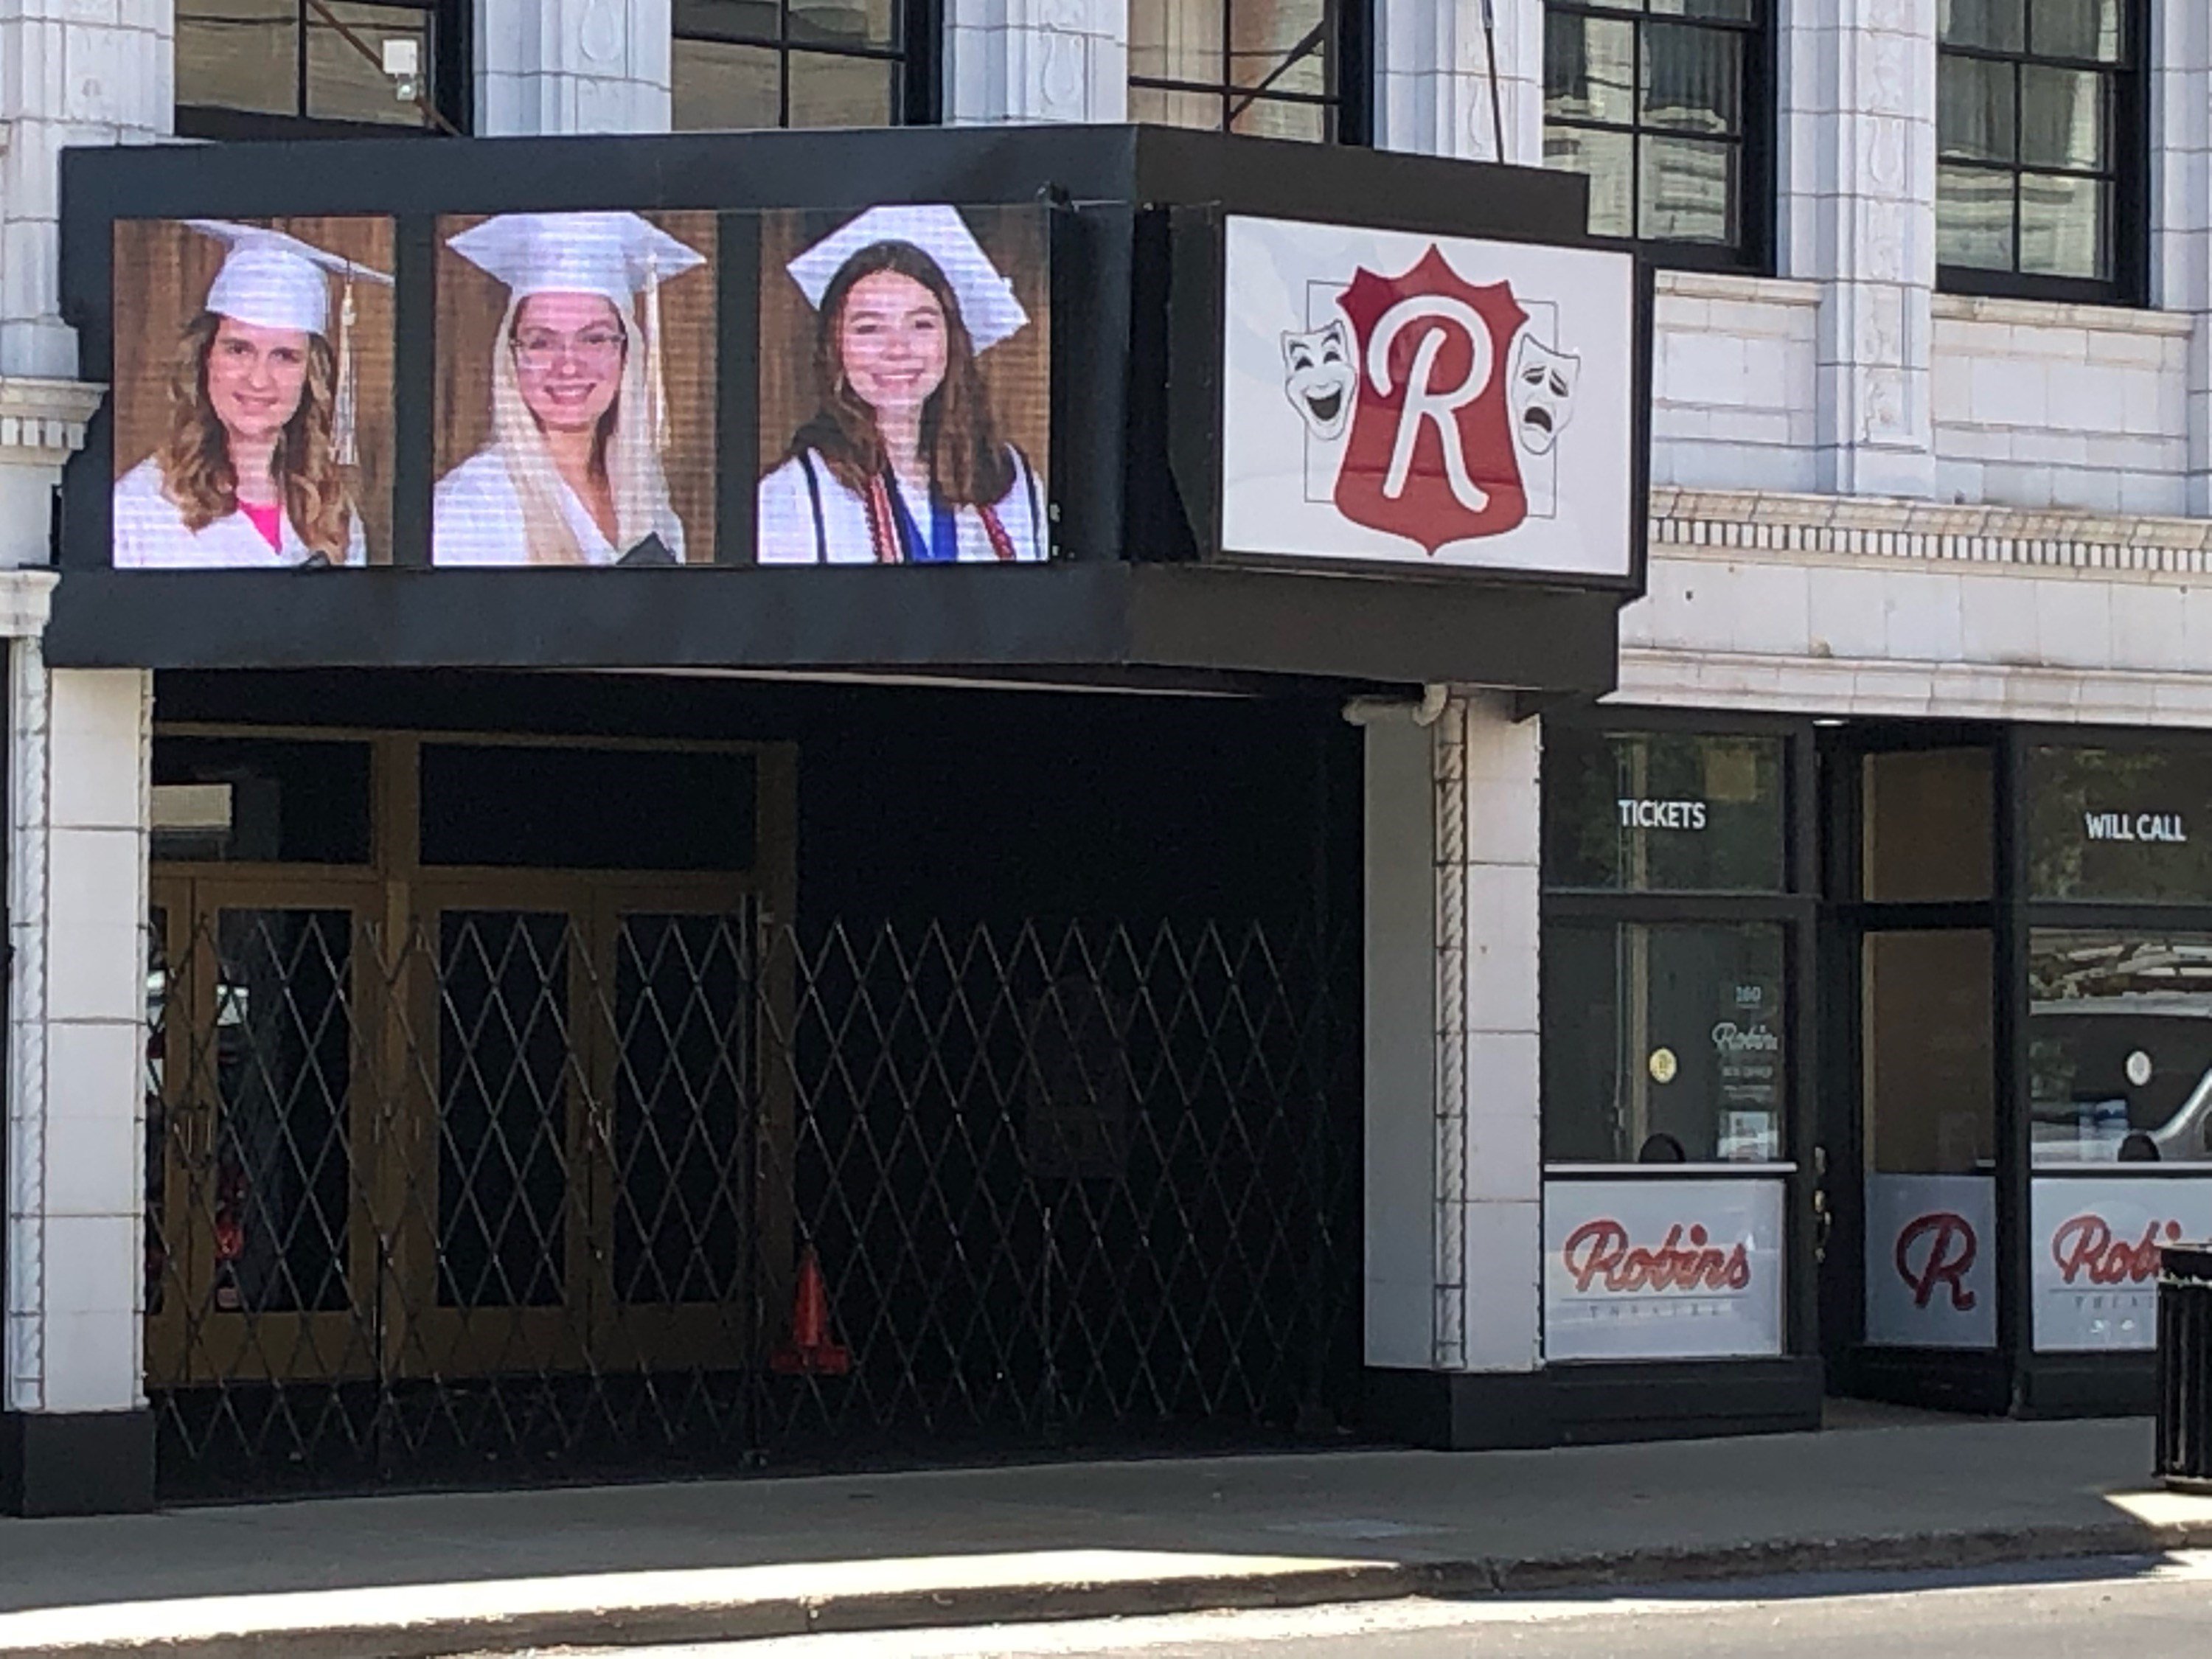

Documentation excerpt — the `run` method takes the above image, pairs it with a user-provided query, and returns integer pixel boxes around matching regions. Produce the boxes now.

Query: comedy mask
[1281,320,1356,442]
[1508,333,1579,456]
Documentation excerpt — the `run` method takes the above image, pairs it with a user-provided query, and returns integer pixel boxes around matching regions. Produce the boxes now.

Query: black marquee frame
[52,125,1646,692]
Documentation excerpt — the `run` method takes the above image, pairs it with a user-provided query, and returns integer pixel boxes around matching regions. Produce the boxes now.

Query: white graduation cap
[184,219,393,467]
[786,204,1028,352]
[184,218,392,337]
[445,212,706,308]
[447,212,707,453]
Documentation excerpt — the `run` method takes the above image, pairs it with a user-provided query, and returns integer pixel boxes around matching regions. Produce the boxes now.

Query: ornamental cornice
[1650,487,2212,576]
[0,377,105,466]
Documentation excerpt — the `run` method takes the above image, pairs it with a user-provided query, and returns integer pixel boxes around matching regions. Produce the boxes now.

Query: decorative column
[1362,692,1546,1448]
[0,1,172,379]
[1778,0,1940,498]
[475,0,674,136]
[4,653,154,1516]
[1371,0,1541,164]
[943,0,1127,124]
[2152,1,2212,515]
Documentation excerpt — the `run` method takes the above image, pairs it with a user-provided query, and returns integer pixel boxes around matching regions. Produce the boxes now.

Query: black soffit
[53,125,1629,695]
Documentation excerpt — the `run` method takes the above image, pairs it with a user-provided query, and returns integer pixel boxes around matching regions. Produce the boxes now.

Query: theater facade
[6,125,1659,1512]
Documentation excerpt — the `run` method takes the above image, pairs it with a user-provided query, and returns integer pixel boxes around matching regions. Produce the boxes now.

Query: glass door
[146,875,383,1385]
[1818,737,2008,1404]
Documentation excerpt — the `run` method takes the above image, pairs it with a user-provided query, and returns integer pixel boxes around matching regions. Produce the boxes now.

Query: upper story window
[175,1,464,138]
[1938,0,2144,301]
[1128,0,1363,142]
[673,0,926,128]
[1543,0,1769,268]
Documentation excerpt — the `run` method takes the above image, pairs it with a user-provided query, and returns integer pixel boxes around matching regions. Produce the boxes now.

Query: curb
[9,1517,2212,1658]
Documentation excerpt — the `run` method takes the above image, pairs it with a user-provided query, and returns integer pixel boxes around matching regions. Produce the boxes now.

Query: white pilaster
[0,1,172,379]
[2152,1,2212,515]
[1779,0,1939,498]
[1363,692,1542,1377]
[1372,0,1540,164]
[7,655,151,1418]
[945,0,1126,124]
[475,0,674,136]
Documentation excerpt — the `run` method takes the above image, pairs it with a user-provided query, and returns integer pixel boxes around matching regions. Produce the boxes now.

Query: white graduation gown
[756,448,1045,565]
[111,456,365,569]
[433,449,686,566]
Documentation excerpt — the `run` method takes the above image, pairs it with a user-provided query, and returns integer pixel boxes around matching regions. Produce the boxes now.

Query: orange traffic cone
[770,1247,851,1375]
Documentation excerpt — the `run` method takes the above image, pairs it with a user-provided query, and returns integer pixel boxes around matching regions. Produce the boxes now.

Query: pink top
[240,499,283,552]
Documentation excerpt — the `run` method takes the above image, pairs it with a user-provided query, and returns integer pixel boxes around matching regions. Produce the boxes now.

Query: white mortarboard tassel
[184,219,394,466]
[446,212,707,452]
[785,204,1029,352]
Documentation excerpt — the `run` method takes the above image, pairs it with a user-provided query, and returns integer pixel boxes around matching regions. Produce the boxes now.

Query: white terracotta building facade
[1,0,2208,1510]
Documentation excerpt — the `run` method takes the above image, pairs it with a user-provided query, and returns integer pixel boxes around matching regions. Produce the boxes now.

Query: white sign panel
[2032,1176,2212,1352]
[1221,215,1635,581]
[1864,1175,1997,1349]
[1543,1178,1786,1361]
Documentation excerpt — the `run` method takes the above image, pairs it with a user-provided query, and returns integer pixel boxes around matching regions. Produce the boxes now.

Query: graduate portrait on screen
[758,204,1046,566]
[434,211,709,566]
[113,219,390,569]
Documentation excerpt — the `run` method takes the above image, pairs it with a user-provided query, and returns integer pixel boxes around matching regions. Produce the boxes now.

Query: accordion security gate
[145,895,1358,1496]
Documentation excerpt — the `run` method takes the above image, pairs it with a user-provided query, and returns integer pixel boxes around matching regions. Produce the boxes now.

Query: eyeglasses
[510,328,625,372]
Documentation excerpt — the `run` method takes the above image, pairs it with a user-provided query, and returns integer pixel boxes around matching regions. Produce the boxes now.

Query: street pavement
[507,1550,2212,1657]
[4,1414,2212,1656]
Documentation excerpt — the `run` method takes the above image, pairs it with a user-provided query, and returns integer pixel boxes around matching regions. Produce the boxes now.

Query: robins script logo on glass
[1894,1211,1979,1312]
[1281,245,1581,555]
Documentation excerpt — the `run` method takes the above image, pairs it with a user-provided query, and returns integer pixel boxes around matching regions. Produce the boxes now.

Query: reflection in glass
[1863,930,1994,1175]
[2027,747,2212,902]
[1545,15,1638,128]
[2020,172,2109,279]
[211,909,354,1314]
[1863,748,1992,902]
[2020,65,2107,169]
[1940,0,2025,52]
[1543,729,1784,893]
[1641,20,1740,133]
[2031,928,2212,1166]
[1938,164,2016,269]
[437,911,572,1309]
[306,2,435,126]
[1641,136,1737,244]
[673,39,782,129]
[175,1,301,117]
[1938,56,2016,162]
[1543,922,1787,1164]
[1545,127,1636,240]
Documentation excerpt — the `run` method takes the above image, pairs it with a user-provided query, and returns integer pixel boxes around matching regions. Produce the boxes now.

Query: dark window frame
[1936,0,2149,305]
[672,0,939,130]
[1127,0,1371,146]
[173,0,470,140]
[1542,0,1775,274]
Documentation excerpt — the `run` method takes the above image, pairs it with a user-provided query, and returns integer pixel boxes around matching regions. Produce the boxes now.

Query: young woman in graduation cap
[114,220,390,569]
[434,212,704,566]
[759,205,1046,565]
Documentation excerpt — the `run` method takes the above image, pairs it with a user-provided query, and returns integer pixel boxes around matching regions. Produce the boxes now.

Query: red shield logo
[1332,247,1529,554]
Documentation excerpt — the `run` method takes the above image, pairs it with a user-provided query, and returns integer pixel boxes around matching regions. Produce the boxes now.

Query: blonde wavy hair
[491,293,681,564]
[156,310,354,562]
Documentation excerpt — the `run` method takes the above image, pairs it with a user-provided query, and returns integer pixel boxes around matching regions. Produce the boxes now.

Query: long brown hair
[789,240,1015,508]
[155,310,353,561]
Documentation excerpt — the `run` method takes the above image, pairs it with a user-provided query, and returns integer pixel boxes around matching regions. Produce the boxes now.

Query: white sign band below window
[1863,1174,1997,1349]
[2031,1175,2212,1352]
[1543,1178,1786,1361]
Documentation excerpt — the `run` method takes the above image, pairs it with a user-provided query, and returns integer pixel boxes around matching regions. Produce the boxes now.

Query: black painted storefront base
[1,1410,156,1517]
[2015,1353,2157,1419]
[1365,1357,1826,1451]
[1830,1346,2014,1417]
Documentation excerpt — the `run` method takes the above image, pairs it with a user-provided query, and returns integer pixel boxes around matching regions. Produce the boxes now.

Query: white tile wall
[1932,296,2194,515]
[1651,274,1822,493]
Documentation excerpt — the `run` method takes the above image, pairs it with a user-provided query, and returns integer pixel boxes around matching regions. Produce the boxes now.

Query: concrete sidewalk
[4,1415,2212,1658]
